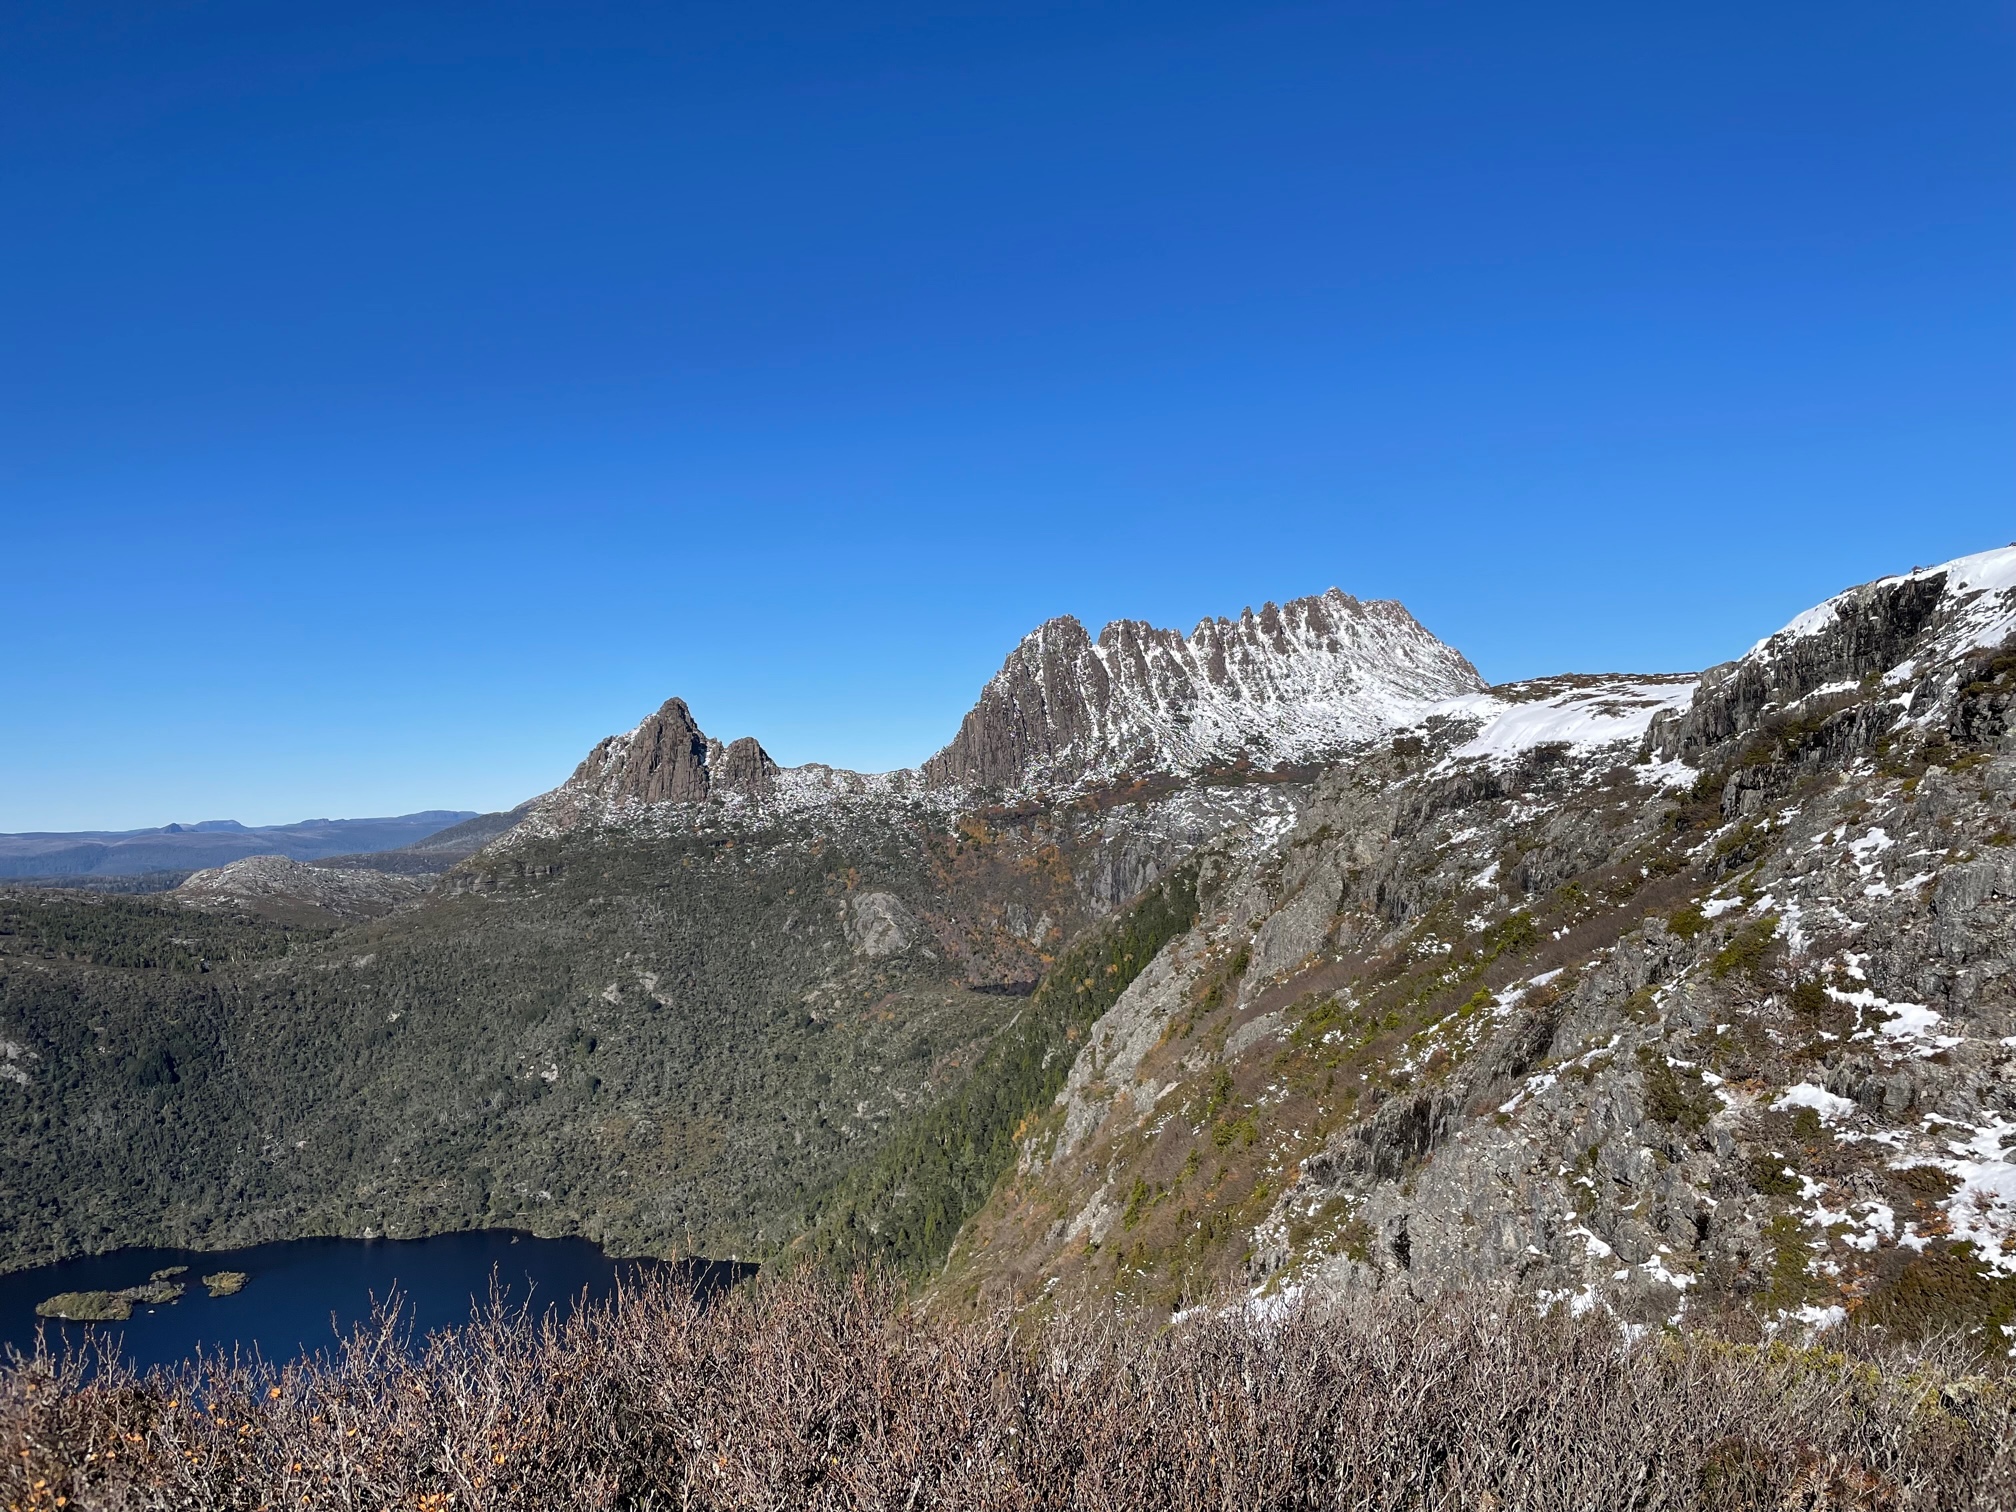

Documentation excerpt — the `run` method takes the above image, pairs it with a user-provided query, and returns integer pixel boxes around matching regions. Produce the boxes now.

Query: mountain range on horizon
[0,811,481,881]
[3,542,2014,1360]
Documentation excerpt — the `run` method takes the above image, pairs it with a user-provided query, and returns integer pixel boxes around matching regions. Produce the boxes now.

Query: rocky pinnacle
[564,697,779,810]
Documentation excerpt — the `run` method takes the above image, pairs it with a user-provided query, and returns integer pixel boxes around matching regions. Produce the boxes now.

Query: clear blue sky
[4,1,2010,830]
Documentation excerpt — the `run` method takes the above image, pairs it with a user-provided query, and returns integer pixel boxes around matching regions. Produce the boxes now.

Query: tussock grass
[4,1267,2011,1509]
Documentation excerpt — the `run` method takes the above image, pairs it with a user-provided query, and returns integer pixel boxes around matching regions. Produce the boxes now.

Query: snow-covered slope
[1426,675,1699,773]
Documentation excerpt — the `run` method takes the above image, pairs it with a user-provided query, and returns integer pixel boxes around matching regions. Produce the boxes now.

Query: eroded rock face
[845,892,920,958]
[711,735,779,799]
[581,698,714,805]
[946,549,2016,1350]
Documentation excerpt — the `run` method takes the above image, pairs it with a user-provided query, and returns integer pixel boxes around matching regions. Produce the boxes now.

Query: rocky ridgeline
[521,588,1485,840]
[945,548,2016,1351]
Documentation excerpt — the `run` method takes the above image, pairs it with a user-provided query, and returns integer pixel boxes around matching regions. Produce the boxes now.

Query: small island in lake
[33,1270,235,1321]
[35,1291,134,1322]
[34,1278,185,1321]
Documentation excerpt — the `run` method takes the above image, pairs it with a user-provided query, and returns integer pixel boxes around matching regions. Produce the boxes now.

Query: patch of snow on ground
[1568,1225,1615,1260]
[1430,679,1698,768]
[1937,1119,2016,1275]
[1830,989,1962,1056]
[1639,1252,1696,1290]
[1841,1203,1897,1252]
[1498,1071,1557,1116]
[1848,828,1893,876]
[1774,1083,1857,1122]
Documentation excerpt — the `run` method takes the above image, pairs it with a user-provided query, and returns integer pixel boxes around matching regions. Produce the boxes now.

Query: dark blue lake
[0,1230,741,1375]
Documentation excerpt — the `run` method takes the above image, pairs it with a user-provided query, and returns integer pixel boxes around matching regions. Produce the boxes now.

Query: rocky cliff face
[943,547,2016,1354]
[1653,547,2016,766]
[921,589,1485,793]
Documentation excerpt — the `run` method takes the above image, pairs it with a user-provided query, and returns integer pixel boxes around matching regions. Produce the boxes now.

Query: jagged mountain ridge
[921,589,1485,791]
[539,587,1484,832]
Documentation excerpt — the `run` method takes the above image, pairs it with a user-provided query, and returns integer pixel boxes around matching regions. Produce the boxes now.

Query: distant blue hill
[0,812,479,879]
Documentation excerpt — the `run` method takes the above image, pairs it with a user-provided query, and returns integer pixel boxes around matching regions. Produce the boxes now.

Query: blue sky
[4,1,2010,830]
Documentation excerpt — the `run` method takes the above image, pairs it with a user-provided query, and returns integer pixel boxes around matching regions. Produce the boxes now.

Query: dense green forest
[801,864,1199,1274]
[0,805,1194,1273]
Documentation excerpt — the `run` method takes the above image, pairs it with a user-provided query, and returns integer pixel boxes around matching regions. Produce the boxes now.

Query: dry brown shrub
[2,1267,2011,1510]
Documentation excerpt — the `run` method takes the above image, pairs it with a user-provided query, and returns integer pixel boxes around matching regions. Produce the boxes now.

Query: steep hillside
[942,549,2016,1352]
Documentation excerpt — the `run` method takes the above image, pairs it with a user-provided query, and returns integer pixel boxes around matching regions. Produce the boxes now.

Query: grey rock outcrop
[175,855,431,922]
[844,892,922,959]
[1652,550,2016,764]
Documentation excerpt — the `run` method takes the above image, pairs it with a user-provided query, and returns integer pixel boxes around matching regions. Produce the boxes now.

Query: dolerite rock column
[595,697,714,804]
[711,735,780,800]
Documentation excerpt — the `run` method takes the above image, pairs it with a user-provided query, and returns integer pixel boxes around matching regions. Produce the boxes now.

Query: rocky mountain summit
[943,547,2016,1351]
[562,697,781,809]
[920,589,1486,792]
